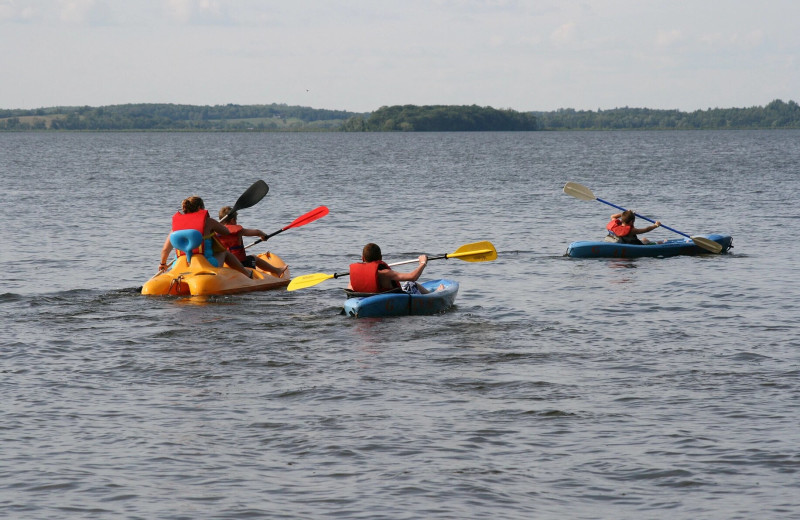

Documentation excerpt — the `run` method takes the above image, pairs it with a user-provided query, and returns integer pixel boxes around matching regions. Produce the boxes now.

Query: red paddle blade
[284,206,329,230]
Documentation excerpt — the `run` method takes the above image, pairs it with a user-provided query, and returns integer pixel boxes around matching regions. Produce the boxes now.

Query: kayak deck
[566,234,733,259]
[343,279,459,318]
[141,252,290,296]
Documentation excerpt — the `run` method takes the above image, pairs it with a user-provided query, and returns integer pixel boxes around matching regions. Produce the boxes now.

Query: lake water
[2,130,799,519]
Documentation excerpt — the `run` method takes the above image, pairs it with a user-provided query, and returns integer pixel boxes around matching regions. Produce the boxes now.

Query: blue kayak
[566,234,733,258]
[343,279,459,318]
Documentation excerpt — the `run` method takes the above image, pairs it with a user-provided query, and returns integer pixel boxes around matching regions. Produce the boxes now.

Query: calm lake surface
[2,130,799,519]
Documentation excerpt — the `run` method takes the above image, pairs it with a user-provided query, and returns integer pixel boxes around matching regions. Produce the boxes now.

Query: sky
[1,0,798,113]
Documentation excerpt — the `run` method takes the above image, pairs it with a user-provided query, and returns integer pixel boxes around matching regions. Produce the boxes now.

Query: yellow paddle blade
[563,182,597,201]
[691,236,723,254]
[447,241,497,262]
[287,272,336,291]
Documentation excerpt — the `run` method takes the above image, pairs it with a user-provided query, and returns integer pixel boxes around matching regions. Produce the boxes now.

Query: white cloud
[699,29,766,50]
[0,1,40,22]
[551,22,576,44]
[163,0,231,25]
[164,0,192,23]
[742,30,765,47]
[58,0,96,23]
[655,29,682,47]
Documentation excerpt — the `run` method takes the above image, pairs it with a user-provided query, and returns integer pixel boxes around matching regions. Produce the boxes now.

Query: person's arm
[207,218,231,235]
[632,221,661,234]
[241,227,268,240]
[159,235,173,271]
[610,212,623,220]
[377,255,428,283]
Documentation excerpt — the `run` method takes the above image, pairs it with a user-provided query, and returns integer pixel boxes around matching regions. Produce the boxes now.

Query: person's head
[362,243,382,263]
[182,196,204,214]
[219,206,237,223]
[620,209,635,224]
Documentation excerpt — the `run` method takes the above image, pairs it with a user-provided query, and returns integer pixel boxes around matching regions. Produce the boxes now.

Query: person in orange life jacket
[604,209,661,244]
[347,243,438,295]
[215,206,288,277]
[159,196,252,277]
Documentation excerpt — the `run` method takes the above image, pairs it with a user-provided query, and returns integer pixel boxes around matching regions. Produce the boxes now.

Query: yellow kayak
[141,252,290,296]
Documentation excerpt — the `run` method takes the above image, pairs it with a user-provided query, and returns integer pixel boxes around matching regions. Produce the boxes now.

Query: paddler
[347,243,437,294]
[216,206,288,277]
[605,209,661,244]
[159,196,252,276]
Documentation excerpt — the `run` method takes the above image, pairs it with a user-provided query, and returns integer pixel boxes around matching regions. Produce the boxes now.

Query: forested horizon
[533,99,800,130]
[1,100,798,131]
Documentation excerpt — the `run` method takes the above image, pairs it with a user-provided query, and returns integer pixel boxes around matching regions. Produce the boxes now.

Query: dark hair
[620,209,635,224]
[182,196,204,213]
[362,243,382,262]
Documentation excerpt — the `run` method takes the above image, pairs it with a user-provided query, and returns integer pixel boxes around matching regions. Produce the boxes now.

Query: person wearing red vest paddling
[348,243,440,295]
[605,209,661,244]
[216,206,287,277]
[158,196,252,277]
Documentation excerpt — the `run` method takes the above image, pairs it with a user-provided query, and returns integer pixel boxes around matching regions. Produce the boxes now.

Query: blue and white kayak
[566,234,733,259]
[343,279,459,318]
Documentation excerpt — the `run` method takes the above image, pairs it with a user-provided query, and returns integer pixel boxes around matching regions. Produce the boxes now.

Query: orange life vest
[217,224,246,261]
[606,218,632,237]
[349,261,400,293]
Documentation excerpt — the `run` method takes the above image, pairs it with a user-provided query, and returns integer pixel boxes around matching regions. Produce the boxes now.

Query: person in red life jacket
[158,196,252,277]
[347,243,438,295]
[216,206,288,277]
[604,209,661,244]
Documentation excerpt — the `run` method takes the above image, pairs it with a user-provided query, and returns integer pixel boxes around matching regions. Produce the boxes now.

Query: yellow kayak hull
[141,252,290,296]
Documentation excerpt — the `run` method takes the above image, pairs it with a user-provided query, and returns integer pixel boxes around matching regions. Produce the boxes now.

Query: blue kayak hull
[566,234,733,258]
[343,279,459,318]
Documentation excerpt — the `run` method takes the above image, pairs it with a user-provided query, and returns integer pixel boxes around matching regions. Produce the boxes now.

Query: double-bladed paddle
[244,206,330,250]
[562,182,722,253]
[287,241,498,291]
[219,180,269,224]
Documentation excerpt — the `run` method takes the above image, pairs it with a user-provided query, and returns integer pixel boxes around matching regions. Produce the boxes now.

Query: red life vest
[172,210,211,257]
[217,224,246,261]
[606,218,632,237]
[349,261,400,293]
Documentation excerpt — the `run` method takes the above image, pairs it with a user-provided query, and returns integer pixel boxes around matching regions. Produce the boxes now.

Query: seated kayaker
[347,243,433,294]
[604,210,661,244]
[159,196,252,277]
[216,206,288,277]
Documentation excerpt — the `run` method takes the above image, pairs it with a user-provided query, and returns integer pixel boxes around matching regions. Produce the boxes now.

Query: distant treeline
[535,99,800,130]
[0,103,362,131]
[339,105,538,131]
[1,99,799,131]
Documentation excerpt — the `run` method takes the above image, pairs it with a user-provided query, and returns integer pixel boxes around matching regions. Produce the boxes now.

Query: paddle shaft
[385,250,487,267]
[245,228,286,250]
[328,259,422,280]
[596,197,691,239]
[244,206,330,250]
[330,249,493,278]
